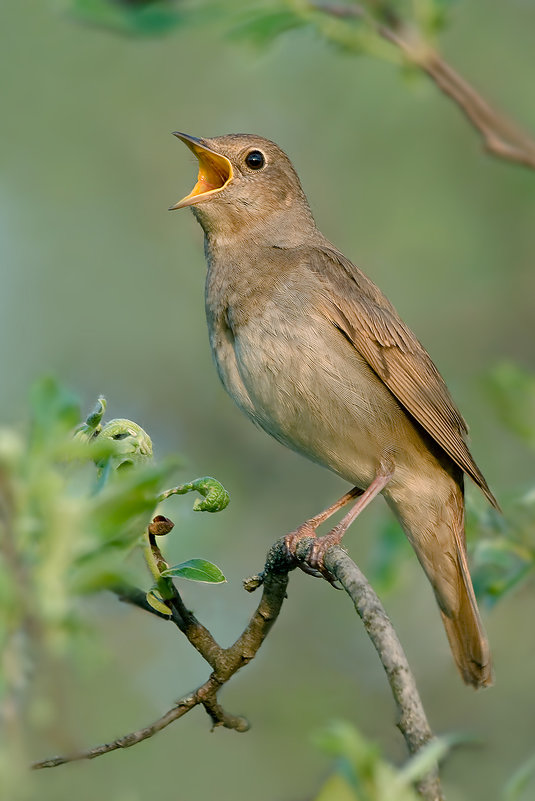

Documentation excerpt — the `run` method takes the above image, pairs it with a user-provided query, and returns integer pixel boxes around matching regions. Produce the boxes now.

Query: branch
[311,2,535,169]
[31,543,289,770]
[33,534,443,799]
[319,544,443,801]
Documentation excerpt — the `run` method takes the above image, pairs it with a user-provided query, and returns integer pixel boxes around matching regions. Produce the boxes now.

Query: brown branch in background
[311,2,535,169]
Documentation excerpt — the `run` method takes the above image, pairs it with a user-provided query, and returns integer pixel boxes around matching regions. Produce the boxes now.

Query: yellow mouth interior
[169,142,233,210]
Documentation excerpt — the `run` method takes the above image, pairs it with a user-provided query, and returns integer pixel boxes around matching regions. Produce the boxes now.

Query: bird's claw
[284,525,342,588]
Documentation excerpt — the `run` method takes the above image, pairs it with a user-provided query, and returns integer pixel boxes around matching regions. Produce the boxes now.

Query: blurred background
[1,1,534,799]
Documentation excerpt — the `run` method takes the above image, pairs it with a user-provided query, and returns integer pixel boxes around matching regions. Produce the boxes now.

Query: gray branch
[321,544,443,800]
[33,535,444,799]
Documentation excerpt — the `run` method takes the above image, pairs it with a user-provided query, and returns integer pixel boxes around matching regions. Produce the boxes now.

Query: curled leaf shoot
[159,476,230,512]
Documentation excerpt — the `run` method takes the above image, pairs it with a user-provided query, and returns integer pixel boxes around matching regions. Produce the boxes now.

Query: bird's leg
[308,462,394,578]
[284,486,364,576]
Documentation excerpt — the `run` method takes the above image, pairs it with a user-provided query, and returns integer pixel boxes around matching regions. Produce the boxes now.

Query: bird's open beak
[168,133,233,211]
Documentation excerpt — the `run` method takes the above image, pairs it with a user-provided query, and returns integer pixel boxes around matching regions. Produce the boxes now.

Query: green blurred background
[1,1,534,799]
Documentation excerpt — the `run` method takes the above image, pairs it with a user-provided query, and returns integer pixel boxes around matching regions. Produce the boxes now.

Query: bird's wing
[309,245,498,509]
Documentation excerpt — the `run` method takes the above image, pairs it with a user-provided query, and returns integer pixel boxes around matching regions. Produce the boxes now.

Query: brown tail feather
[439,584,492,688]
[439,516,493,688]
[389,487,493,688]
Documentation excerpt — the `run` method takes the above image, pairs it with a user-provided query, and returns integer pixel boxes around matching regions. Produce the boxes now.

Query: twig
[319,543,444,801]
[33,534,442,799]
[31,542,289,770]
[31,690,200,768]
[311,1,535,169]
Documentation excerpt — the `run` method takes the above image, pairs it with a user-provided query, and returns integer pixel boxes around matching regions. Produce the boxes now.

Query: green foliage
[59,0,456,60]
[0,379,230,652]
[0,380,170,649]
[159,476,230,512]
[469,493,535,609]
[146,586,174,615]
[468,363,535,607]
[229,3,308,48]
[0,379,231,797]
[161,558,226,583]
[504,753,535,801]
[66,0,185,36]
[485,362,535,451]
[312,720,453,801]
[368,518,412,595]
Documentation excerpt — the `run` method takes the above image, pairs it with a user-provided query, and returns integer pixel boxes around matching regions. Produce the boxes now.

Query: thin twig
[31,544,289,770]
[31,689,199,769]
[33,534,442,799]
[311,1,535,169]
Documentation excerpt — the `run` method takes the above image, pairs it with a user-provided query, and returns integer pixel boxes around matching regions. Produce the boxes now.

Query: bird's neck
[194,201,318,251]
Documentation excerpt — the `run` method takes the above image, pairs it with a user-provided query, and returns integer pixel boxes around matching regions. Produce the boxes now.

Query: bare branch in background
[312,2,535,169]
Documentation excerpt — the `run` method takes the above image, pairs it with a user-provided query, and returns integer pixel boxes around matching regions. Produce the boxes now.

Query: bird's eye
[245,150,265,170]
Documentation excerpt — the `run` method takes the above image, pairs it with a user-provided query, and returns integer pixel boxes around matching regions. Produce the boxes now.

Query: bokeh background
[1,1,534,799]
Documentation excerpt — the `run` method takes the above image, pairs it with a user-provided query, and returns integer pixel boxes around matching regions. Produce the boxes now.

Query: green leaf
[29,376,80,452]
[504,753,535,801]
[74,396,107,441]
[89,458,177,550]
[69,0,184,37]
[313,720,422,801]
[190,476,230,512]
[314,772,357,801]
[146,588,172,616]
[471,538,534,608]
[160,559,226,584]
[485,363,535,449]
[230,6,306,48]
[395,734,465,786]
[97,418,153,470]
[159,476,229,512]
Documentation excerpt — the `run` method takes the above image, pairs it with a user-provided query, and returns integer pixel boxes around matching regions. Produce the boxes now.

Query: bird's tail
[390,491,492,688]
[437,514,493,688]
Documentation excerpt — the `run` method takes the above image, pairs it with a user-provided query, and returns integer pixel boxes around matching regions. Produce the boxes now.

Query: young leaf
[504,753,535,801]
[146,588,171,616]
[160,559,226,584]
[190,476,230,512]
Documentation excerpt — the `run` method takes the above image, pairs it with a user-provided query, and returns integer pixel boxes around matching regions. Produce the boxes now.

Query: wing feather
[309,245,498,509]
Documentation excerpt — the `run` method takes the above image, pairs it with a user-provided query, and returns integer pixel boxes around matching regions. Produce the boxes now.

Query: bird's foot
[283,523,324,578]
[283,523,343,586]
[306,530,345,586]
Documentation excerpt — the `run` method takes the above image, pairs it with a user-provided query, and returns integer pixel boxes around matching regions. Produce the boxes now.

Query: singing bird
[169,132,498,688]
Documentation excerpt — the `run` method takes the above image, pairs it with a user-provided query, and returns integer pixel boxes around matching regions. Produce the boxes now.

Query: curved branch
[33,534,443,799]
[311,2,535,169]
[320,545,443,801]
[31,547,289,770]
[31,690,199,769]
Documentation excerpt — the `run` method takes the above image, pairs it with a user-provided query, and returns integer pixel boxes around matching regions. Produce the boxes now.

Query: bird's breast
[206,268,423,489]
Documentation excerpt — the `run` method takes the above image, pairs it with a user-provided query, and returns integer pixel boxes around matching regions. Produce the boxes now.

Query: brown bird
[169,132,498,688]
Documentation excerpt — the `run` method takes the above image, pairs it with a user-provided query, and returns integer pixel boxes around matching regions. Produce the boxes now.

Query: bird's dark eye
[245,150,265,170]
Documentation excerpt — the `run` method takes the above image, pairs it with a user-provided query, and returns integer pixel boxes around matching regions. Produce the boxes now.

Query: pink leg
[309,463,394,575]
[307,486,364,528]
[284,486,363,575]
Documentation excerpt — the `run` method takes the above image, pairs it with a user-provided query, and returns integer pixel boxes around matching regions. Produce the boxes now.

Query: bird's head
[169,133,316,244]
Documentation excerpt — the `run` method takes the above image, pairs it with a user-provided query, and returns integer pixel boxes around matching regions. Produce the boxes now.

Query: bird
[169,132,498,688]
